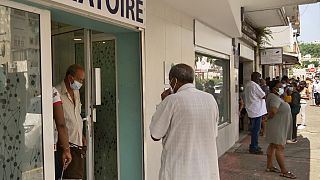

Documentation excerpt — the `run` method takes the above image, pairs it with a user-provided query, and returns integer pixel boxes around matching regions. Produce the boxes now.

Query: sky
[298,3,320,42]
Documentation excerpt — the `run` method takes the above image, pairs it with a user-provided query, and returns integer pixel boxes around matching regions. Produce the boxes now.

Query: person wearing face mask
[265,80,296,179]
[287,82,302,144]
[150,64,220,180]
[55,64,86,179]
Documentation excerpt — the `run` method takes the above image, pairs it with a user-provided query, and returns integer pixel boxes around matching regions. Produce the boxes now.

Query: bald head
[65,64,84,78]
[169,64,194,84]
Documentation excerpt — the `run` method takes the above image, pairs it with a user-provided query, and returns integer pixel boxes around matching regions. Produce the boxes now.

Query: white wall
[144,0,194,179]
[144,1,239,179]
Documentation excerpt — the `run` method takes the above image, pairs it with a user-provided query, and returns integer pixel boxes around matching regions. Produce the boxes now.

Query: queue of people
[51,63,315,180]
[240,72,318,179]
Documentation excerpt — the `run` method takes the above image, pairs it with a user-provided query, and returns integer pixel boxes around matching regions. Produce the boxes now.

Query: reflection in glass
[0,6,43,179]
[195,53,230,125]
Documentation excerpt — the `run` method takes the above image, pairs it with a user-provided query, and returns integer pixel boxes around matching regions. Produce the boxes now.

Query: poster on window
[260,48,283,65]
[0,7,11,65]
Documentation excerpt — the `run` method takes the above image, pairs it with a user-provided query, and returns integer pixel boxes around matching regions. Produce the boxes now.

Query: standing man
[150,64,220,180]
[313,75,320,106]
[244,72,267,154]
[56,64,86,179]
[53,87,72,179]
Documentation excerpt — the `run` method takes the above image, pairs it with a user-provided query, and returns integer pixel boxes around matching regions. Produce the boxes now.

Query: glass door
[91,33,118,180]
[0,1,53,179]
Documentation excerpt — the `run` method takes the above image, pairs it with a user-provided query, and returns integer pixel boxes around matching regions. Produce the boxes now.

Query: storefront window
[195,53,230,125]
[0,6,43,179]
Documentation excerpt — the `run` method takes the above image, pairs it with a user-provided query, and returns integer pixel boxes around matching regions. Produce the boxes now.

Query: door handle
[93,68,101,106]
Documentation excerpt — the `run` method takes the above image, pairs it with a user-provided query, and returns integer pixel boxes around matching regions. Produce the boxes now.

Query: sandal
[265,166,280,173]
[280,171,296,179]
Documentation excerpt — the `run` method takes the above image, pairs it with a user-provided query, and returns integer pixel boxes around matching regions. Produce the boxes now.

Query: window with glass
[195,53,230,125]
[0,6,43,179]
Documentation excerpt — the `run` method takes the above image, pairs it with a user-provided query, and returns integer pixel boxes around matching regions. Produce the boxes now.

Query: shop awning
[283,53,299,65]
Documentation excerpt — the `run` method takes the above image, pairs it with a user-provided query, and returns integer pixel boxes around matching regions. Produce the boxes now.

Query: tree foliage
[295,61,319,68]
[299,43,320,58]
[255,27,273,48]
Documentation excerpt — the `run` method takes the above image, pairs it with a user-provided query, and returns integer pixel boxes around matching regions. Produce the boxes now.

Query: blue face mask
[70,80,82,90]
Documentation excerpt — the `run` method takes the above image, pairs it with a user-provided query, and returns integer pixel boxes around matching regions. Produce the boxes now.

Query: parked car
[24,96,42,150]
[214,82,223,94]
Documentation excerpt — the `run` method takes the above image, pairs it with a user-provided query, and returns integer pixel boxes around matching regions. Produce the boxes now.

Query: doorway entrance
[50,8,144,178]
[52,23,119,179]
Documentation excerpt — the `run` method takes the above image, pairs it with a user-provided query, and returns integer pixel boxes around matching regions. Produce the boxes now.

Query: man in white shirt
[244,72,267,154]
[53,87,72,180]
[313,76,320,106]
[150,64,220,180]
[56,64,86,179]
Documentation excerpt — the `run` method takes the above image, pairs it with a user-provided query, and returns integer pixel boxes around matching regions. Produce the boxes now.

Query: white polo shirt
[244,81,267,118]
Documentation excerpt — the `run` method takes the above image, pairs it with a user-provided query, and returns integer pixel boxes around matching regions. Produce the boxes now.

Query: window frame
[195,50,231,127]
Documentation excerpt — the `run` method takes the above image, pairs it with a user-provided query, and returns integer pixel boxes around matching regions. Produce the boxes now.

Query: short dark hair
[169,63,194,83]
[291,81,298,88]
[251,72,261,81]
[65,64,84,78]
[269,80,280,90]
[281,75,289,82]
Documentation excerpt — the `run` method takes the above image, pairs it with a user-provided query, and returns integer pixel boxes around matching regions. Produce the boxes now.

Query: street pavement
[219,101,320,180]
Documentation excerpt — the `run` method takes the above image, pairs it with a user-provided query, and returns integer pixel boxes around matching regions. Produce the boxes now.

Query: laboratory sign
[50,0,145,28]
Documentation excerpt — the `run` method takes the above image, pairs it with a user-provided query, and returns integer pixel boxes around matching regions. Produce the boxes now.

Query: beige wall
[144,0,239,179]
[144,0,194,179]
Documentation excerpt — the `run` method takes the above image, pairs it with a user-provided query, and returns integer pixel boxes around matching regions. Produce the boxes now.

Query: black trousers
[315,93,320,105]
[292,113,298,140]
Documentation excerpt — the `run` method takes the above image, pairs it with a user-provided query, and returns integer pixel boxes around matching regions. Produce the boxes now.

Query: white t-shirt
[150,84,220,180]
[244,81,267,118]
[313,80,320,93]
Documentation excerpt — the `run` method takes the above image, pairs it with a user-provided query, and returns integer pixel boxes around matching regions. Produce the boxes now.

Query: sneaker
[249,149,263,155]
[298,125,305,130]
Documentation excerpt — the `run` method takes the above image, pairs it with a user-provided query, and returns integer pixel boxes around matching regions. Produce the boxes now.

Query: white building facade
[1,0,318,179]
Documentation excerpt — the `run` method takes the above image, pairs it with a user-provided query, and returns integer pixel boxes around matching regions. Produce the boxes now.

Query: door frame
[0,0,53,179]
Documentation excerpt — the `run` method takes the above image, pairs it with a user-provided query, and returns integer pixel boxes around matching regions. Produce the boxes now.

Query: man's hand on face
[161,88,172,100]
